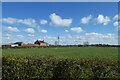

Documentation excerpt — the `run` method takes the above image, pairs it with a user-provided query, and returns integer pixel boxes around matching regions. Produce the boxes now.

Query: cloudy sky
[1,2,119,45]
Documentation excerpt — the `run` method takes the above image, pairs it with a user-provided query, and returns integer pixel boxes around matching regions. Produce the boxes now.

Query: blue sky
[1,2,119,45]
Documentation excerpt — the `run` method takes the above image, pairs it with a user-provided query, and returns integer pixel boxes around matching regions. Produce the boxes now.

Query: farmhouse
[34,40,48,46]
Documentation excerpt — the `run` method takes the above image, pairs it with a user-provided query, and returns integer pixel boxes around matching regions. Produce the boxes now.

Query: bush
[2,56,120,80]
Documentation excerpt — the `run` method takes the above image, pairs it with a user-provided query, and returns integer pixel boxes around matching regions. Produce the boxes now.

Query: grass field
[2,47,118,60]
[2,47,120,79]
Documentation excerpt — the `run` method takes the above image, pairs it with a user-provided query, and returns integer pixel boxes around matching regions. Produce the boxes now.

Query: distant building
[2,40,48,48]
[34,40,48,46]
[21,44,39,47]
[14,42,23,46]
[2,43,19,48]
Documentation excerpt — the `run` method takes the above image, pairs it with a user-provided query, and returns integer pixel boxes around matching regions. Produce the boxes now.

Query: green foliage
[2,47,119,79]
[2,47,118,60]
[2,56,120,79]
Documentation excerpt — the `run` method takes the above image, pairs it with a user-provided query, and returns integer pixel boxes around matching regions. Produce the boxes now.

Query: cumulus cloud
[49,13,72,27]
[113,14,120,20]
[24,28,35,33]
[113,21,118,27]
[70,27,84,33]
[85,32,115,39]
[65,30,69,32]
[86,32,102,36]
[1,17,36,27]
[81,15,92,24]
[113,21,120,31]
[18,18,36,26]
[113,14,120,31]
[42,33,117,45]
[85,32,117,44]
[39,29,47,33]
[1,17,17,24]
[40,19,48,24]
[95,14,110,25]
[5,26,20,32]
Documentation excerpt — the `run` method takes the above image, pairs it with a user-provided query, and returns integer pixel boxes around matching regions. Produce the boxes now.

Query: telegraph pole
[58,36,59,46]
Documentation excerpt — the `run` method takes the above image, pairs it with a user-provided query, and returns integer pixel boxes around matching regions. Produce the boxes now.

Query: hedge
[2,56,120,80]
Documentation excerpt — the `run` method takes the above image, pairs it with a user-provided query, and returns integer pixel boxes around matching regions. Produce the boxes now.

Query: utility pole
[58,36,59,46]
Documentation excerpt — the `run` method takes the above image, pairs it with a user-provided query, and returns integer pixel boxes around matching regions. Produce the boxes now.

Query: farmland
[2,47,120,79]
[2,47,118,60]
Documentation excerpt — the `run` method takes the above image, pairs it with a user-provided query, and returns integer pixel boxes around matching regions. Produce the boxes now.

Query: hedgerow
[2,56,120,80]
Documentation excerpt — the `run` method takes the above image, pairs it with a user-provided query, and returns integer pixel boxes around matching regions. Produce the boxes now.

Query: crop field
[2,47,120,79]
[2,47,119,60]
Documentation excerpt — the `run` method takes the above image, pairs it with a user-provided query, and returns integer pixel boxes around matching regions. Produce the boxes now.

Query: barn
[34,40,48,46]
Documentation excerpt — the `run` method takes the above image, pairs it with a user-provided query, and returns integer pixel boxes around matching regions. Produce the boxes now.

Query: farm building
[20,40,48,47]
[34,40,48,46]
[2,43,19,48]
[14,42,23,46]
[2,40,49,48]
[21,44,39,47]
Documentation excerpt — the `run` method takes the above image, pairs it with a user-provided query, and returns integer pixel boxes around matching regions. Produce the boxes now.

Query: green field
[2,47,120,79]
[2,47,118,60]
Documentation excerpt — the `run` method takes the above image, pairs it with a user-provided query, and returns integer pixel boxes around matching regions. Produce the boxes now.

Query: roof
[35,40,46,43]
[14,42,23,44]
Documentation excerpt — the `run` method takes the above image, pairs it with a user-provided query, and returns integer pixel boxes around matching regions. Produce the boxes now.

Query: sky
[1,2,120,45]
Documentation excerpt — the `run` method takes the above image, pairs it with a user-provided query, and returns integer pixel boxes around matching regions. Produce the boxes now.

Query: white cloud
[1,17,36,27]
[113,21,118,27]
[39,29,47,33]
[65,30,69,32]
[85,32,102,36]
[16,35,24,38]
[85,32,115,39]
[18,18,36,26]
[113,14,118,20]
[24,28,35,33]
[81,15,92,24]
[96,14,110,25]
[28,34,35,37]
[70,27,84,33]
[113,14,120,20]
[1,17,17,24]
[40,19,48,24]
[43,35,56,40]
[37,26,47,33]
[6,26,20,32]
[113,21,120,31]
[41,33,117,45]
[49,13,72,27]
[85,32,117,44]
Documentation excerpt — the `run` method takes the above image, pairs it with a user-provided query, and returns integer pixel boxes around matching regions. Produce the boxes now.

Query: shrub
[2,56,120,80]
